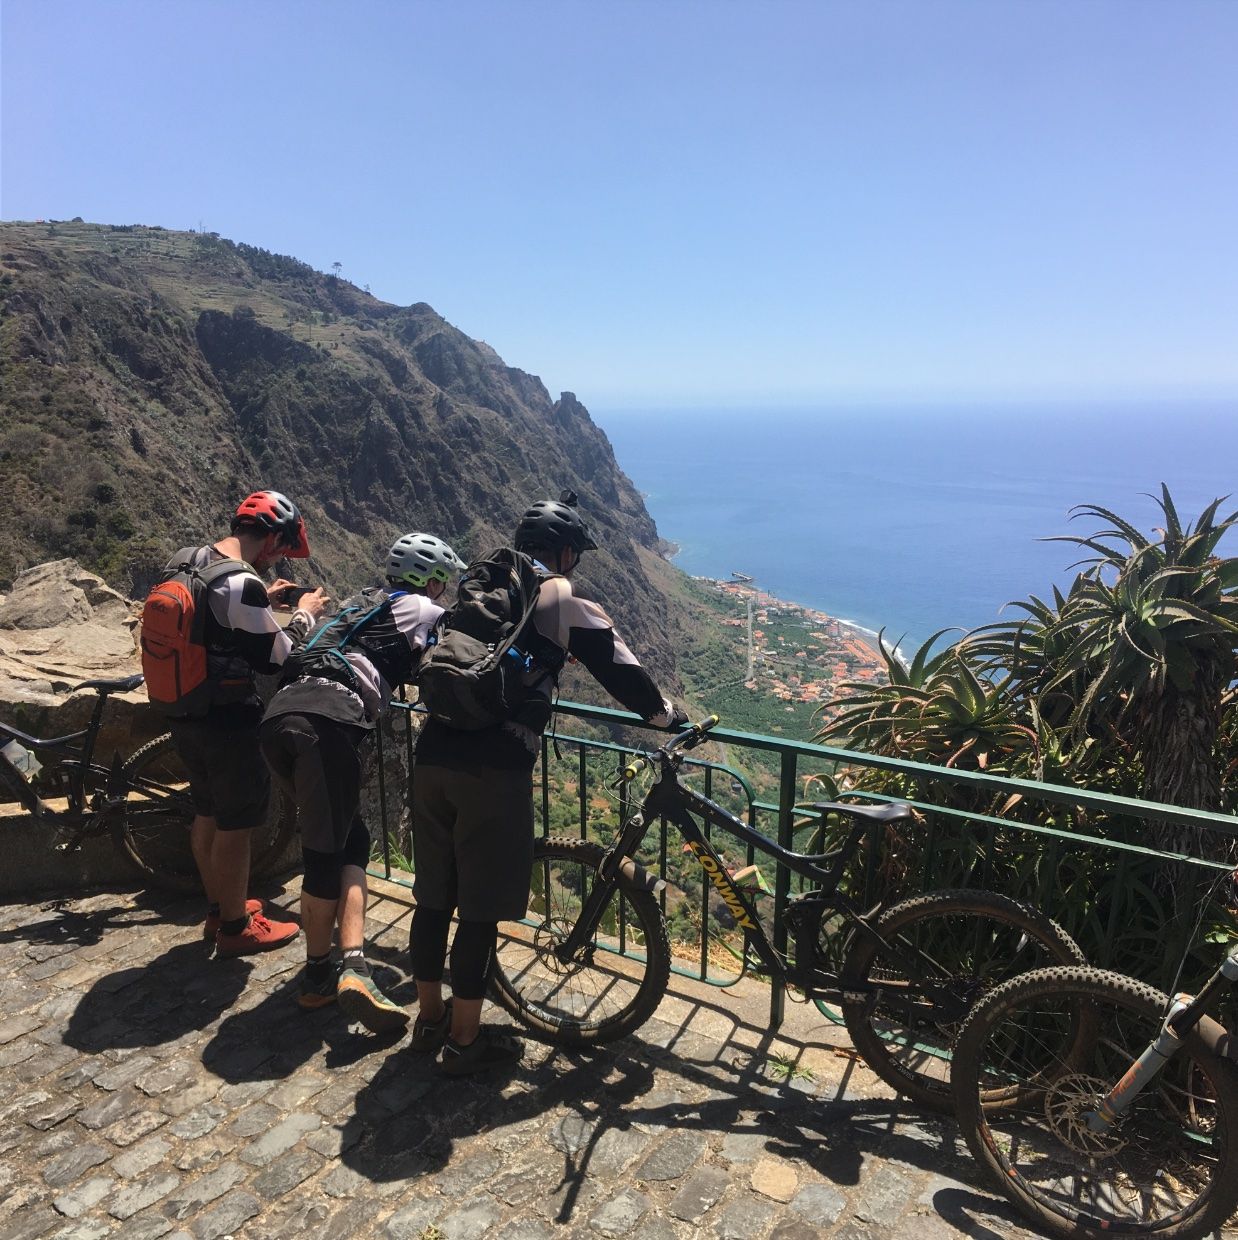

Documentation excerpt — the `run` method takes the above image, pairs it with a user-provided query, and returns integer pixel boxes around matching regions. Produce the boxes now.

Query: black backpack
[283,588,416,692]
[416,548,563,730]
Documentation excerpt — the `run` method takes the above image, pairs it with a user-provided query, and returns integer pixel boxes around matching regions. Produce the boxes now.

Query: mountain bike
[491,715,1085,1112]
[950,951,1238,1240]
[0,674,293,891]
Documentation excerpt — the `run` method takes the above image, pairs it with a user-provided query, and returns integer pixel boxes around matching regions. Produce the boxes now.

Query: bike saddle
[802,800,913,825]
[72,674,146,694]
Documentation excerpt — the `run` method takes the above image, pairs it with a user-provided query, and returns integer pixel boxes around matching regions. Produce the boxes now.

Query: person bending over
[261,532,465,1032]
[409,496,685,1073]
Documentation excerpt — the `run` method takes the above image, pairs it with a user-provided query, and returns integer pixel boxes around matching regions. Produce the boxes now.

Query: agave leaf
[1117,614,1163,664]
[1043,537,1126,571]
[1155,600,1238,634]
[1188,493,1228,537]
[907,629,959,684]
[1070,503,1151,551]
[1156,484,1184,548]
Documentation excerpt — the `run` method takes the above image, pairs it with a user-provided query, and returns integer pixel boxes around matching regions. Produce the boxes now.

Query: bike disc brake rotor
[1044,1073,1128,1157]
[532,918,589,977]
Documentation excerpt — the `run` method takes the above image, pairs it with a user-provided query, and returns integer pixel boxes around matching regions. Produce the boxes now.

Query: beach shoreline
[689,574,894,718]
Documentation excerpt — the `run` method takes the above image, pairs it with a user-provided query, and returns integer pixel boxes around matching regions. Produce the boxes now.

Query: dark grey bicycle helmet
[513,492,599,554]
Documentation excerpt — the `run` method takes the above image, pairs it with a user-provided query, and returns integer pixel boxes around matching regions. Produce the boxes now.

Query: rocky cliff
[0,221,678,692]
[0,559,156,760]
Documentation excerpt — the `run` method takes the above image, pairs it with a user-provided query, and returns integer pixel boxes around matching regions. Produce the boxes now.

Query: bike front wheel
[951,966,1238,1240]
[839,889,1086,1112]
[117,735,295,892]
[490,836,672,1046]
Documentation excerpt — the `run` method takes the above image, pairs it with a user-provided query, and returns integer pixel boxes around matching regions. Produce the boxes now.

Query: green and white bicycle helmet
[386,533,466,588]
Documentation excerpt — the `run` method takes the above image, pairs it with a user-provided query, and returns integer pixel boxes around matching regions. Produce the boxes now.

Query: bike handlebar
[621,714,721,781]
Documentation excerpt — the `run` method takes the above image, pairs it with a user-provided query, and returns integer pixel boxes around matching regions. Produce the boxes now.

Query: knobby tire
[839,889,1086,1113]
[950,966,1238,1240]
[117,734,294,892]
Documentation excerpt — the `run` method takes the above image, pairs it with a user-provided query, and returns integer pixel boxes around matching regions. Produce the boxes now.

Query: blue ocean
[597,401,1238,654]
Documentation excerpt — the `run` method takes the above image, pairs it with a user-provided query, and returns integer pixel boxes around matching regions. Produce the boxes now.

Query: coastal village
[702,574,888,712]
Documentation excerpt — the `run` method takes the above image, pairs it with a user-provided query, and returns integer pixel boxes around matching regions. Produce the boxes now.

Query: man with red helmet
[167,490,329,955]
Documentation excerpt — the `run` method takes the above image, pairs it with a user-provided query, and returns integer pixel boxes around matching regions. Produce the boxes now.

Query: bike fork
[1084,1003,1188,1133]
[1086,951,1238,1133]
[555,875,620,962]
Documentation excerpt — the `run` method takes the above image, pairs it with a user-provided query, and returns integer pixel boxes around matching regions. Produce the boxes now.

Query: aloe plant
[818,485,1238,937]
[1043,488,1238,816]
[819,629,1037,777]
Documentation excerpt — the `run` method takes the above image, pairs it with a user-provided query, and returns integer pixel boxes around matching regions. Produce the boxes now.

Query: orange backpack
[140,549,247,718]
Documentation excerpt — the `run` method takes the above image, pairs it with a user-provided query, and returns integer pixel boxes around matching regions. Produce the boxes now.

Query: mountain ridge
[0,220,678,689]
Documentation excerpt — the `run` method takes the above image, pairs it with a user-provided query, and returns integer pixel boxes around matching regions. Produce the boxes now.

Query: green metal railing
[369,699,1238,1025]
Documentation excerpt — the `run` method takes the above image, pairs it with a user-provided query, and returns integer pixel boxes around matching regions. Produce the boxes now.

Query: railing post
[771,749,797,1029]
[540,735,550,837]
[375,722,391,879]
[701,765,713,982]
[578,745,587,841]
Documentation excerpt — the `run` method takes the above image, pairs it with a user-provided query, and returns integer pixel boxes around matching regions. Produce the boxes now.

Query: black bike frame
[561,757,896,999]
[0,696,113,819]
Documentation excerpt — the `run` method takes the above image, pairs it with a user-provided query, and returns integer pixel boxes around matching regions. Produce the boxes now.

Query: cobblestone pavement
[0,879,1044,1240]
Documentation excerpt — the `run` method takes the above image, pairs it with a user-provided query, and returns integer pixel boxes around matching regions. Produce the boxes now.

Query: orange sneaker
[203,899,264,941]
[215,911,299,957]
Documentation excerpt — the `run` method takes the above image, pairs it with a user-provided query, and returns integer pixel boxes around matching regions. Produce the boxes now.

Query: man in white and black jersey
[260,532,465,1032]
[169,490,329,957]
[409,495,686,1074]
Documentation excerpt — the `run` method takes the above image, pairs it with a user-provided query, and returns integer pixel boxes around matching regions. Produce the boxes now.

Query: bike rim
[857,911,1072,1096]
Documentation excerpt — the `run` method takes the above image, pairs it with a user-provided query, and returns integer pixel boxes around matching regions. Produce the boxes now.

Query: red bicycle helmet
[233,490,310,558]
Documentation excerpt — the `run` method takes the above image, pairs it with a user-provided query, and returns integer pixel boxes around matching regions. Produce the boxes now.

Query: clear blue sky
[3,0,1236,408]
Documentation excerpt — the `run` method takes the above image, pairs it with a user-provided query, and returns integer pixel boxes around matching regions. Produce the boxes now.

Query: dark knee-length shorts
[411,763,534,921]
[259,712,368,856]
[167,718,269,831]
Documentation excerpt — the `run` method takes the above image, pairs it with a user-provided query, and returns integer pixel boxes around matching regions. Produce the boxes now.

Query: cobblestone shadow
[0,893,167,950]
[63,942,251,1053]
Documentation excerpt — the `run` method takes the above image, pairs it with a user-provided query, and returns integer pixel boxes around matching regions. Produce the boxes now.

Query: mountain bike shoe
[336,969,410,1034]
[297,963,340,1010]
[441,1026,522,1076]
[410,998,453,1052]
[203,899,264,941]
[215,911,299,957]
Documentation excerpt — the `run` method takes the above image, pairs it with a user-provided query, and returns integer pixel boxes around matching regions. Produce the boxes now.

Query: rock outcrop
[0,559,156,764]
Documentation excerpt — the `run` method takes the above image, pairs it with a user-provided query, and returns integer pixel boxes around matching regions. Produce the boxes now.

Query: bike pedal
[54,835,85,853]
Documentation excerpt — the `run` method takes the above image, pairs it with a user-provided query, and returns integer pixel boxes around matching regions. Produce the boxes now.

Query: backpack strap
[161,549,249,646]
[194,558,249,588]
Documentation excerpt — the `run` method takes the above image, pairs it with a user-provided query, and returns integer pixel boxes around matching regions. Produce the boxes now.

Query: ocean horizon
[597,399,1238,655]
